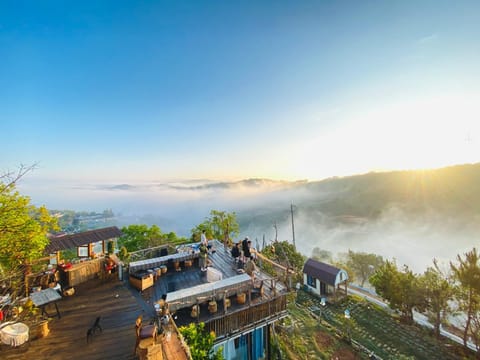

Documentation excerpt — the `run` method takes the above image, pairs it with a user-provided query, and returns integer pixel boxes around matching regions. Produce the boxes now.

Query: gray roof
[303,258,341,286]
[45,226,122,253]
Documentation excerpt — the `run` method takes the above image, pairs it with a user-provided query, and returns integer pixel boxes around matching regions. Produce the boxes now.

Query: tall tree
[192,210,239,248]
[119,224,163,251]
[262,241,305,274]
[346,250,384,287]
[419,262,454,338]
[370,260,422,323]
[0,167,58,277]
[450,248,480,347]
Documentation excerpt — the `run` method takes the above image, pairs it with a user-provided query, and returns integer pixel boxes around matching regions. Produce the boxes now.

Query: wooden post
[223,291,228,315]
[25,275,29,297]
[196,299,200,323]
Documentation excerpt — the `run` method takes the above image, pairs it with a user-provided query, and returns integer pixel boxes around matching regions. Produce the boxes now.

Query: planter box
[129,274,154,291]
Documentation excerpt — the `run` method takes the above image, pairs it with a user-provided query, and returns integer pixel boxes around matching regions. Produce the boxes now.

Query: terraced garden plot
[296,290,468,360]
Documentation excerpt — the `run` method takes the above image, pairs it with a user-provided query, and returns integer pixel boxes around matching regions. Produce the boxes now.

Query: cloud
[416,33,438,44]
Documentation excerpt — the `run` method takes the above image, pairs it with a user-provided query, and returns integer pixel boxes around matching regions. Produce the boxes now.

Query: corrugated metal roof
[303,258,341,286]
[45,226,122,253]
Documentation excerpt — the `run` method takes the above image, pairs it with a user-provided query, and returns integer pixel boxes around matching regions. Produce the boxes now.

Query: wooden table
[30,288,62,318]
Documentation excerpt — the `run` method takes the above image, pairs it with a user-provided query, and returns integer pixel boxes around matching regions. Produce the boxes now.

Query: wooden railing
[128,244,172,262]
[168,316,193,360]
[204,294,288,338]
[255,252,296,290]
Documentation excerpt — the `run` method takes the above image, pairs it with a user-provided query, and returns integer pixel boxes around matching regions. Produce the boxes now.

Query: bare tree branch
[0,163,39,191]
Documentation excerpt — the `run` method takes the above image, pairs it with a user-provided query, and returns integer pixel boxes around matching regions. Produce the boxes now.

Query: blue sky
[2,1,480,184]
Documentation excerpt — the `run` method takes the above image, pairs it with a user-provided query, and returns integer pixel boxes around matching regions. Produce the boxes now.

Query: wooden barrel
[160,265,167,274]
[224,298,231,309]
[236,293,246,305]
[40,321,50,337]
[33,320,50,339]
[191,304,200,318]
[208,300,217,314]
[184,260,192,268]
[155,268,162,278]
[174,261,180,271]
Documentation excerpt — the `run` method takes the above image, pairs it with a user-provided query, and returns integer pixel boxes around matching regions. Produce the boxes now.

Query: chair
[134,315,157,354]
[251,280,264,299]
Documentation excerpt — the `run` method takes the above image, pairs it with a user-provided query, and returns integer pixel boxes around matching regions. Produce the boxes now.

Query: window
[92,241,104,255]
[78,246,89,257]
[307,274,316,288]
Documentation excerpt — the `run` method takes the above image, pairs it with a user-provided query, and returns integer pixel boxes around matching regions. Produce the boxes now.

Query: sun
[283,93,480,180]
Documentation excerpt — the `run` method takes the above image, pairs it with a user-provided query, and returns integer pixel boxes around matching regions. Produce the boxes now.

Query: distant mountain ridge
[301,162,480,218]
[236,162,480,234]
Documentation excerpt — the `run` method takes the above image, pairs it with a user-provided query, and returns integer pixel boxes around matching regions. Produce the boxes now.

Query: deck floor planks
[1,278,145,360]
[1,241,286,360]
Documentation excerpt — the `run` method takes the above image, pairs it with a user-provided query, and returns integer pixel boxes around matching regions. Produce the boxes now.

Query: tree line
[312,245,480,352]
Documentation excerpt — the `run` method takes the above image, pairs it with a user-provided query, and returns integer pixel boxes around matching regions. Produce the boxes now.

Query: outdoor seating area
[0,277,143,360]
[0,237,287,360]
[129,240,288,343]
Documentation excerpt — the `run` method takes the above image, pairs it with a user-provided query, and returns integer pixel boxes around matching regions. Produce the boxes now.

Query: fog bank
[18,177,480,273]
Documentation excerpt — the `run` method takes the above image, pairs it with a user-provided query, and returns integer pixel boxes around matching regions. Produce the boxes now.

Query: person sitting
[231,242,240,262]
[104,256,117,273]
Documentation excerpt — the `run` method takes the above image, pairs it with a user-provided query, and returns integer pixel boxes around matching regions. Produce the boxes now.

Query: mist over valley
[22,163,480,273]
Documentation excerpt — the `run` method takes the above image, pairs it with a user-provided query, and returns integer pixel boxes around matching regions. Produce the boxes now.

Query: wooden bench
[166,273,253,312]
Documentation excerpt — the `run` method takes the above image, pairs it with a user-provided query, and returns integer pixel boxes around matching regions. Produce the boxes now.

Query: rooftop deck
[135,240,288,339]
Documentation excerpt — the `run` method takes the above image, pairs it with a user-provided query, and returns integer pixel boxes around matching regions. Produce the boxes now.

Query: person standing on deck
[231,242,240,263]
[199,241,208,271]
[242,236,251,261]
[201,229,212,253]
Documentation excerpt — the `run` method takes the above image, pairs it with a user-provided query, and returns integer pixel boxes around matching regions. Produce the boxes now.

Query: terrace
[130,240,289,341]
[1,239,289,360]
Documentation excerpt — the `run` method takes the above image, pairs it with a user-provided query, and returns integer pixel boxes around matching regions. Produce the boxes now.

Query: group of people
[231,236,258,282]
[198,231,258,282]
[231,236,256,263]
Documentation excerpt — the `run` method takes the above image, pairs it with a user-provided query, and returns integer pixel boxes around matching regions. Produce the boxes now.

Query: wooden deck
[133,240,288,340]
[138,240,286,312]
[1,278,148,360]
[0,241,286,360]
